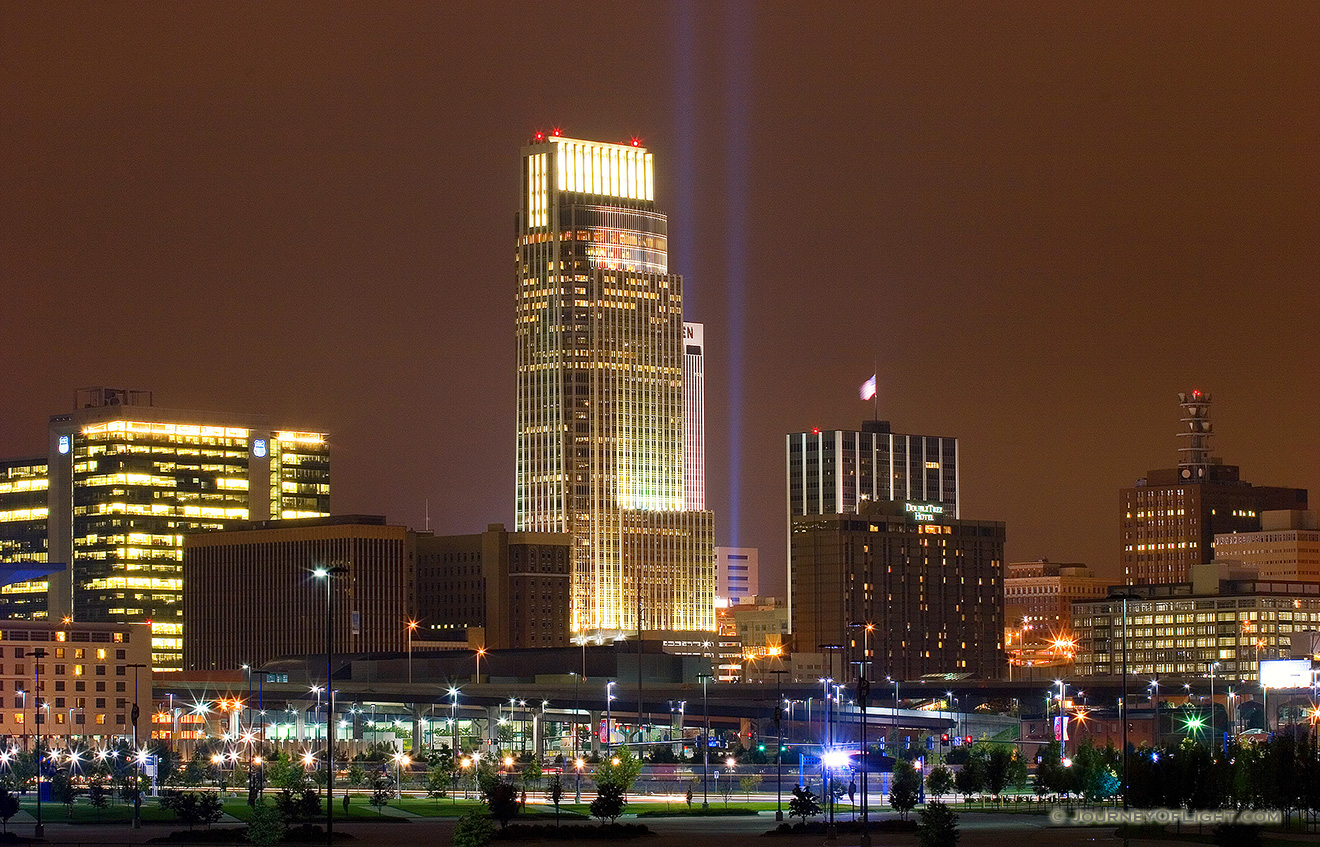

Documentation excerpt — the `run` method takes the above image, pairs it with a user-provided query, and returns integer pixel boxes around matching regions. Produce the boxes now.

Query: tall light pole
[1206,661,1219,757]
[407,619,418,685]
[126,661,147,829]
[770,669,788,822]
[1112,591,1141,813]
[314,564,347,847]
[32,648,47,838]
[698,673,712,811]
[474,647,486,684]
[1149,677,1161,749]
[605,682,616,757]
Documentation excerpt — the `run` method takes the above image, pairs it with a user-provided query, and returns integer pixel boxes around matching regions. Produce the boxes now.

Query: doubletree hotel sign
[903,501,946,522]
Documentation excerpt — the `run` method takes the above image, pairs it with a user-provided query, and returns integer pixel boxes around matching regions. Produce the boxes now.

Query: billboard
[1259,659,1313,689]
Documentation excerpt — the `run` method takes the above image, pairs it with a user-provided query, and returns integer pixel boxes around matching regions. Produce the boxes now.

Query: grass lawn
[17,799,177,824]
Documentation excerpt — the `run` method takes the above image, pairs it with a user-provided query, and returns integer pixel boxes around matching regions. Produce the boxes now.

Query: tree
[740,772,762,801]
[984,747,1013,799]
[347,762,367,788]
[426,763,451,804]
[718,774,736,807]
[788,785,822,821]
[592,749,643,796]
[523,758,543,791]
[955,752,986,803]
[917,801,960,847]
[927,764,954,800]
[890,759,921,819]
[0,790,18,834]
[197,793,224,828]
[484,780,519,827]
[547,774,563,824]
[367,771,393,813]
[88,781,109,820]
[590,782,625,823]
[51,768,77,811]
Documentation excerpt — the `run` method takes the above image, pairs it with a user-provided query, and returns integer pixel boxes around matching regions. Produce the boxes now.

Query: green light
[1183,715,1205,733]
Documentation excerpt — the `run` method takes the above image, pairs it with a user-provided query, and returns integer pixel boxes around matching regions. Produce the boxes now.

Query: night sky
[4,3,1317,594]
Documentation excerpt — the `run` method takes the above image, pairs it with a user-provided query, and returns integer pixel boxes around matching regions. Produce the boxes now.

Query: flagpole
[873,359,879,422]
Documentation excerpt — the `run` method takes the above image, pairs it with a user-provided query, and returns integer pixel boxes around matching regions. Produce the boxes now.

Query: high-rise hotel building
[786,419,960,627]
[515,133,715,634]
[0,388,330,671]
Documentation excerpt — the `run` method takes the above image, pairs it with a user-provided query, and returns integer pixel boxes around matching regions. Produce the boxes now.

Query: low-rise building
[1214,510,1320,582]
[0,619,151,749]
[1072,562,1320,681]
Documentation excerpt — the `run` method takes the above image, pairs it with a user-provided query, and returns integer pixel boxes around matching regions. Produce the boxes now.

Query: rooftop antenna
[424,499,430,531]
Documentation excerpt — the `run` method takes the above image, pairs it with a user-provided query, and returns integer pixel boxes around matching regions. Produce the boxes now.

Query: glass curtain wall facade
[0,390,335,673]
[515,134,715,633]
[0,459,52,615]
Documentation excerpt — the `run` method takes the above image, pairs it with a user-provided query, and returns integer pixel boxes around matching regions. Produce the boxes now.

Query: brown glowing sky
[3,3,1318,592]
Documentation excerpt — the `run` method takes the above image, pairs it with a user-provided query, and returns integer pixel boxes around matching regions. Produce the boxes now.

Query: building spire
[1176,390,1213,480]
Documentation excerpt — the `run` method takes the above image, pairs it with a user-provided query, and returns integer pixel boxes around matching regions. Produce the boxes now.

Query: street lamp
[392,751,411,798]
[474,647,486,684]
[313,564,347,847]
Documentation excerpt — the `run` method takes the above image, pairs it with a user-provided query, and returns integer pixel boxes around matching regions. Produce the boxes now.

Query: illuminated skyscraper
[515,132,715,634]
[683,321,706,511]
[0,388,330,671]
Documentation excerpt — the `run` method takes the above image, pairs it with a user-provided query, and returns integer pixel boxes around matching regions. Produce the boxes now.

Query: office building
[183,517,572,669]
[787,421,958,628]
[1071,562,1320,681]
[0,458,52,617]
[1214,510,1320,582]
[790,499,1005,679]
[1004,560,1111,639]
[715,546,759,605]
[683,321,706,511]
[1121,392,1307,585]
[416,523,572,650]
[0,619,152,748]
[514,133,715,634]
[0,388,331,672]
[183,516,412,671]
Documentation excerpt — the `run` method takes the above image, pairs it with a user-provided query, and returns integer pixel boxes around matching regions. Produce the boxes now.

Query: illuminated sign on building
[904,502,945,522]
[57,436,70,454]
[1260,659,1314,689]
[251,438,267,458]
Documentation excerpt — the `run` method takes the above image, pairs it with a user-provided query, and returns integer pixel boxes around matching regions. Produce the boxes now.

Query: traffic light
[965,736,973,746]
[940,733,950,745]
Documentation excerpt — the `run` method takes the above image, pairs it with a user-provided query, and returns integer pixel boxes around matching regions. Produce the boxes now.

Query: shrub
[453,810,496,847]
[245,802,286,846]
